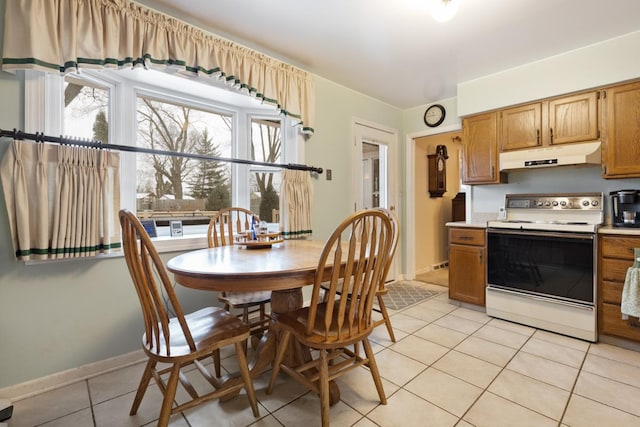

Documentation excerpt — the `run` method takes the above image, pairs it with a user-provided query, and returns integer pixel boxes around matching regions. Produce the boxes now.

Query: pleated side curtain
[0,140,121,260]
[281,170,313,239]
[1,0,315,134]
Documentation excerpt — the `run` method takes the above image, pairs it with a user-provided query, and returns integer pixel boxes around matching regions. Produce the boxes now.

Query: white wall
[457,31,640,116]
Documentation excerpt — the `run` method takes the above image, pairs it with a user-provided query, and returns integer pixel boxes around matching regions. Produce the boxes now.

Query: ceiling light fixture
[430,0,460,23]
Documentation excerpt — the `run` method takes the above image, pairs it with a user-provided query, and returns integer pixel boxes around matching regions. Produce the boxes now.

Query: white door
[352,120,398,280]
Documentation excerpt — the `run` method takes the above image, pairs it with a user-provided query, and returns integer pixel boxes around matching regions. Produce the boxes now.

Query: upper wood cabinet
[602,81,640,178]
[462,112,507,184]
[548,91,599,145]
[499,91,599,152]
[500,103,542,151]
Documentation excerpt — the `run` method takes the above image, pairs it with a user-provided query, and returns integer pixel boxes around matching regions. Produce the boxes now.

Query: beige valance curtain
[2,0,315,134]
[280,170,313,239]
[0,140,121,260]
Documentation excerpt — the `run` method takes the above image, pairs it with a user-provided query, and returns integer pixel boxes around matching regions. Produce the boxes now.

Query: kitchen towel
[621,248,640,319]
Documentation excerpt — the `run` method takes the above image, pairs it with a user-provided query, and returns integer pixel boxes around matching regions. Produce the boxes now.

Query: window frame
[25,69,303,253]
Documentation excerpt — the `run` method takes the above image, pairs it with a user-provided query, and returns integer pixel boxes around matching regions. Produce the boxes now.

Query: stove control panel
[505,193,603,211]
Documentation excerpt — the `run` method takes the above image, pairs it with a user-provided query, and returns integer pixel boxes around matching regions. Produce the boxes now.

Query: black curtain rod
[0,128,324,174]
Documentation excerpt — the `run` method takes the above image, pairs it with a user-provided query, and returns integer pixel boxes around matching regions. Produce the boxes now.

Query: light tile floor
[8,282,640,427]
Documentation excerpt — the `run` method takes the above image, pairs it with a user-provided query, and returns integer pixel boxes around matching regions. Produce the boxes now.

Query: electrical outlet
[497,206,506,220]
[326,169,332,180]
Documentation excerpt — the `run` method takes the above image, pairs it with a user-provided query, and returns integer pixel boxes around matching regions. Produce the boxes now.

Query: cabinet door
[462,112,503,184]
[602,81,640,178]
[548,91,599,145]
[449,244,486,305]
[499,103,542,151]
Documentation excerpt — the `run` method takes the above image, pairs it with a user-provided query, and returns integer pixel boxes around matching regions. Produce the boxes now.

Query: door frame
[405,123,463,280]
[352,118,399,278]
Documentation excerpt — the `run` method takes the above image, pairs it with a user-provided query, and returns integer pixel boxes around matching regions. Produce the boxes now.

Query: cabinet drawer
[601,280,623,305]
[449,228,485,246]
[601,257,634,282]
[601,236,640,260]
[601,302,640,342]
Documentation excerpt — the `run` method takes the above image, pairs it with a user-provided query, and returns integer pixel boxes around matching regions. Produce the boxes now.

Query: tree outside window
[135,96,232,216]
[251,118,281,222]
[63,77,109,142]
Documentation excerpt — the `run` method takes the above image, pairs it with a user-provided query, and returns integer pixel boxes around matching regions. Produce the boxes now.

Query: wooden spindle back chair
[119,209,259,427]
[207,207,271,342]
[267,209,394,427]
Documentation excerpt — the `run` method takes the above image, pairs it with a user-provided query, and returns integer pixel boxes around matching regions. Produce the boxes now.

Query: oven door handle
[487,228,594,240]
[487,285,594,310]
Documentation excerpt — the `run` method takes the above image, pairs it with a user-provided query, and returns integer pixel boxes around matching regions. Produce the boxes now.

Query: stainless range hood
[499,141,601,171]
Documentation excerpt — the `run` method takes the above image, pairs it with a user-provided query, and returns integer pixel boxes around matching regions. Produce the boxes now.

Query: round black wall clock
[423,104,446,128]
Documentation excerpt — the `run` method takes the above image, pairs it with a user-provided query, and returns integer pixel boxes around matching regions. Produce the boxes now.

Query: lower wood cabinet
[599,234,640,342]
[448,227,486,306]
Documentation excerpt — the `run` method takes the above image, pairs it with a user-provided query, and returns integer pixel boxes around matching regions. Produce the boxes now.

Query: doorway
[405,125,463,279]
[352,119,398,279]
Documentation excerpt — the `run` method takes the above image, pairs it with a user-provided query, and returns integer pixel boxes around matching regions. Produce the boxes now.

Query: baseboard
[0,350,146,401]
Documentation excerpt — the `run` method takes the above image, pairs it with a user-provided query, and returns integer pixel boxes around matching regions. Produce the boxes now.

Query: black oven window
[488,232,594,304]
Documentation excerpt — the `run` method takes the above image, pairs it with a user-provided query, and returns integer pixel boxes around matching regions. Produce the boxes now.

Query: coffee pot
[610,190,640,227]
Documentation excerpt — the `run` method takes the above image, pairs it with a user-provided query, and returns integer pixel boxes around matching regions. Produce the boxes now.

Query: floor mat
[381,281,443,310]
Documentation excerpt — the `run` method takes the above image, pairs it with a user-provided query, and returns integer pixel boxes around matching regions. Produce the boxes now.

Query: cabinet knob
[549,128,554,145]
[536,129,540,145]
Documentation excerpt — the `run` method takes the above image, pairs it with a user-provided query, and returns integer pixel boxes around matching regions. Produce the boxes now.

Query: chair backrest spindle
[208,207,257,248]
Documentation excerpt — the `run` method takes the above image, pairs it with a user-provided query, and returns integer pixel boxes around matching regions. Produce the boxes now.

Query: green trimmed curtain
[2,0,315,134]
[0,140,121,260]
[280,170,313,239]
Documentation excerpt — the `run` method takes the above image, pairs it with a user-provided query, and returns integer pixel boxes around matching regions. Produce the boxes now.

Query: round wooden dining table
[167,239,332,312]
[166,239,342,403]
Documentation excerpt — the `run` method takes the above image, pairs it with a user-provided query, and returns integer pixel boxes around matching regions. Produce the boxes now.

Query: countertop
[445,221,487,228]
[445,223,640,235]
[599,225,640,235]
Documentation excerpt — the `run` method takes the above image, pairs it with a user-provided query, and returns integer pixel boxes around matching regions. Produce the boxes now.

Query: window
[135,94,233,233]
[63,76,111,142]
[28,68,302,248]
[250,117,282,222]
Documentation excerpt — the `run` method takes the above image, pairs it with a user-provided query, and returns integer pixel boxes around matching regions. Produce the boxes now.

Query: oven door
[487,228,595,305]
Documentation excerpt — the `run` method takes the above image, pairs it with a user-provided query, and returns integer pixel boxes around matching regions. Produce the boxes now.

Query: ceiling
[142,0,640,109]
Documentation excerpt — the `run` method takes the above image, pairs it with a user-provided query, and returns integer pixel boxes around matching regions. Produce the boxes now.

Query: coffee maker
[610,190,640,227]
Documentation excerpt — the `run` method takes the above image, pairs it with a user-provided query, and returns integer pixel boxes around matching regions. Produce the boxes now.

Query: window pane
[251,118,281,222]
[63,76,110,142]
[135,95,232,230]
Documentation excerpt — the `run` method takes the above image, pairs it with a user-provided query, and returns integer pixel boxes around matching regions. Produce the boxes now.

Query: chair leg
[362,338,387,405]
[130,359,156,415]
[157,364,181,427]
[213,349,221,377]
[267,330,291,394]
[234,341,260,418]
[242,307,250,354]
[377,294,396,342]
[318,349,331,427]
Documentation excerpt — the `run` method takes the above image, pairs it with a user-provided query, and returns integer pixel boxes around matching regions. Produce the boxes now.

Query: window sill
[152,234,209,253]
[23,234,209,265]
